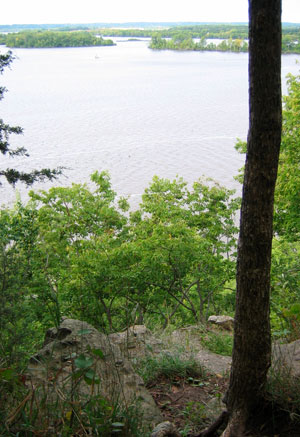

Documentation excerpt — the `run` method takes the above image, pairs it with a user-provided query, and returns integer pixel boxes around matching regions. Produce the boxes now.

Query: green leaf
[83,369,100,385]
[0,368,16,381]
[72,369,83,380]
[74,354,93,369]
[91,348,105,359]
[84,375,93,385]
[77,328,93,335]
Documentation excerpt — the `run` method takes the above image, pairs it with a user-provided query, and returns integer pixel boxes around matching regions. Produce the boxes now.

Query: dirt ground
[148,326,300,437]
[148,373,300,437]
[148,373,228,436]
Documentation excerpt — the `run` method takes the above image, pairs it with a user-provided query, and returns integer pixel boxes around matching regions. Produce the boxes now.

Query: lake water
[1,39,300,206]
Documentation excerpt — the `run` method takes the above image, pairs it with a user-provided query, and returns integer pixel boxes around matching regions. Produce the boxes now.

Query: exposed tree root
[195,411,229,437]
[220,411,246,437]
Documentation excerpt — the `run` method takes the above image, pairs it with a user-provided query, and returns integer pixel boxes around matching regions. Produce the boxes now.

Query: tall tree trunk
[222,1,282,435]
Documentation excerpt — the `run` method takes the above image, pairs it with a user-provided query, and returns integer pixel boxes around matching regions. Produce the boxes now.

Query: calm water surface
[1,39,300,206]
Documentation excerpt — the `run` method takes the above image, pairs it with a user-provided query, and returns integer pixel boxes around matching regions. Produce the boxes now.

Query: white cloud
[0,0,299,25]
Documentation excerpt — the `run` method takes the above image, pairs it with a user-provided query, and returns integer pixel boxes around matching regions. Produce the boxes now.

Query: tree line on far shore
[0,24,299,52]
[0,30,114,48]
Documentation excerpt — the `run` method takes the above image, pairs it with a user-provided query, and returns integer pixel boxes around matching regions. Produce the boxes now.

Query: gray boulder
[151,421,181,437]
[272,339,300,378]
[208,315,234,331]
[109,324,163,359]
[27,318,162,428]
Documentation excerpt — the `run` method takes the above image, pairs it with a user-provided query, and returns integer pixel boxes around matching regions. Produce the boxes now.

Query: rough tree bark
[221,1,282,435]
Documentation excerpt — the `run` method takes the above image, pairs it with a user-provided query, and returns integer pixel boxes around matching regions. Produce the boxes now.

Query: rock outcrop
[272,338,300,378]
[208,315,234,331]
[151,421,181,437]
[27,319,300,434]
[27,318,162,428]
[170,326,232,375]
[109,324,163,359]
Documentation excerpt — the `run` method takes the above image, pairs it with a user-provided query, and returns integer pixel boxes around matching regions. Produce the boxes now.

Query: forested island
[99,23,300,53]
[2,30,114,48]
[147,25,300,53]
[149,35,249,52]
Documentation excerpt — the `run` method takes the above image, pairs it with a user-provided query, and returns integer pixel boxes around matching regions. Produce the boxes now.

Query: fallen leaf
[171,385,180,393]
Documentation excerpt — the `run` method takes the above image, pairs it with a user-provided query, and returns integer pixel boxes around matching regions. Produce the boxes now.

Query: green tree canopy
[273,73,300,240]
[235,72,300,242]
[4,31,114,48]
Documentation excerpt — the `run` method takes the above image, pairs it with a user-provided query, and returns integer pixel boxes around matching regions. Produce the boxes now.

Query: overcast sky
[1,0,299,25]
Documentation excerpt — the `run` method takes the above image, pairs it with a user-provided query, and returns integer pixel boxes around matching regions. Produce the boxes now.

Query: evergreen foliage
[0,51,62,185]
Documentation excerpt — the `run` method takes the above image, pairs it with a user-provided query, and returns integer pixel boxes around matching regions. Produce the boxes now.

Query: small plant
[267,364,300,420]
[179,401,209,435]
[0,347,148,437]
[201,331,233,356]
[282,304,300,341]
[183,400,207,422]
[76,395,148,436]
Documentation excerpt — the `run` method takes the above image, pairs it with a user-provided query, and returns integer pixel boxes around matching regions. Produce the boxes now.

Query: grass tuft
[200,331,233,356]
[136,352,206,385]
[267,364,300,420]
